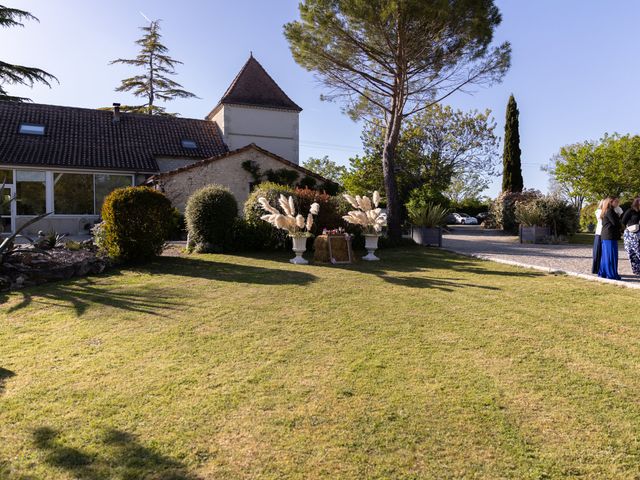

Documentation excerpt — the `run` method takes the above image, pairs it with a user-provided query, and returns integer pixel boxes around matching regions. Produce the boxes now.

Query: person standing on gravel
[622,197,640,275]
[593,199,623,274]
[599,196,623,280]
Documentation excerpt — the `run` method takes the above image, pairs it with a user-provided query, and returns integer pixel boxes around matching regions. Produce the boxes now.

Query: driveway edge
[444,249,640,290]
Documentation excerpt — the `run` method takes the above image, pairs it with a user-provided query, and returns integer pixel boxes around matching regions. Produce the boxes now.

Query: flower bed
[0,244,108,291]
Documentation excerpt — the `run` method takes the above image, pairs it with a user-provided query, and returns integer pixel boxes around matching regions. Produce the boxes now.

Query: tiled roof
[208,55,302,116]
[149,143,330,184]
[0,101,228,172]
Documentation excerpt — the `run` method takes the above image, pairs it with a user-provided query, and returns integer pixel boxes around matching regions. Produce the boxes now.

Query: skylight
[19,123,45,135]
[181,139,197,149]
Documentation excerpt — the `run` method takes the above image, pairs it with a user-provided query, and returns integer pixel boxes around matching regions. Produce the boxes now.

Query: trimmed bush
[185,185,238,253]
[100,186,173,263]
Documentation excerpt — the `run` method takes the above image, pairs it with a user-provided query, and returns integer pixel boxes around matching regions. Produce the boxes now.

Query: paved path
[442,226,640,287]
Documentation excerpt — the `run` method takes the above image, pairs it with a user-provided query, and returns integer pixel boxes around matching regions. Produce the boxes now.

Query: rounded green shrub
[185,185,238,253]
[100,186,173,263]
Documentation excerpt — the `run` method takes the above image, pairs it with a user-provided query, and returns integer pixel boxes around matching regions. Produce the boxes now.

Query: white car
[449,213,478,225]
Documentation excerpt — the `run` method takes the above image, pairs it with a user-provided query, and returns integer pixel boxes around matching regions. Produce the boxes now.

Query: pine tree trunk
[382,112,403,243]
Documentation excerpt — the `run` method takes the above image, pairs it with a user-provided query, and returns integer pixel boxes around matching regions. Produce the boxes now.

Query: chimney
[112,103,121,124]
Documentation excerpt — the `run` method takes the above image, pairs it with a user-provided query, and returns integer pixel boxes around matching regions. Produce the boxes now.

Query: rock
[0,247,110,292]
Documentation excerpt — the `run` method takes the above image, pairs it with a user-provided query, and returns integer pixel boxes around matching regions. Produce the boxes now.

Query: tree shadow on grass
[353,248,542,290]
[31,426,200,480]
[1,256,317,314]
[2,275,182,316]
[0,367,15,395]
[136,255,318,286]
[376,273,501,291]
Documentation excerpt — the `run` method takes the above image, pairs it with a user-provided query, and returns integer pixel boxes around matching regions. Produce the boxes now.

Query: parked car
[445,213,462,225]
[446,212,478,225]
[459,213,478,225]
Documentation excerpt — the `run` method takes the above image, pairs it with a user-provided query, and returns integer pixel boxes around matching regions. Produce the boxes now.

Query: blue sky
[4,1,640,196]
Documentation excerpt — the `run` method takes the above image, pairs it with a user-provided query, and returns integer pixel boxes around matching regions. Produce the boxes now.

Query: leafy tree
[342,104,499,207]
[445,171,491,204]
[110,20,197,115]
[0,5,57,102]
[284,0,510,240]
[502,94,524,192]
[302,156,347,184]
[547,134,640,203]
[342,153,384,197]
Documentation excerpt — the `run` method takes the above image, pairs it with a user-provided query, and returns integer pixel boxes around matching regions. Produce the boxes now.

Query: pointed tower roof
[209,55,302,116]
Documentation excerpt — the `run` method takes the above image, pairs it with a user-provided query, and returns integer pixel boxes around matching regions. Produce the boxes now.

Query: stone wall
[156,147,311,212]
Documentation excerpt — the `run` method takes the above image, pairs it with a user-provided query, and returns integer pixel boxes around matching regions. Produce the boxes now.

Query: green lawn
[568,232,596,245]
[2,248,640,479]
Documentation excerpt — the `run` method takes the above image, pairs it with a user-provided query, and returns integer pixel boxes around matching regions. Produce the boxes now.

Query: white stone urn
[363,234,380,261]
[290,236,309,264]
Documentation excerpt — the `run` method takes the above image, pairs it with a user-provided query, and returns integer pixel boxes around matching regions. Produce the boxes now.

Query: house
[0,55,332,235]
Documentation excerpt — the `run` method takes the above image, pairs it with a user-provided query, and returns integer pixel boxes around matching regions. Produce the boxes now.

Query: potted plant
[406,202,448,247]
[258,194,319,264]
[515,200,549,243]
[342,191,387,261]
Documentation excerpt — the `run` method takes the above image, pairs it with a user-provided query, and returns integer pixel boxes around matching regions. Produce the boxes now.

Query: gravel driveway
[442,225,640,286]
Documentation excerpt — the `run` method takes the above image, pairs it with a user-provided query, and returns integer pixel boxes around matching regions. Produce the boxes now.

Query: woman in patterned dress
[622,197,640,275]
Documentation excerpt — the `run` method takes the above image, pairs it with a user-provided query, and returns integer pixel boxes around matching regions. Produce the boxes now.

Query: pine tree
[284,0,510,242]
[0,5,57,102]
[110,20,197,115]
[502,94,524,192]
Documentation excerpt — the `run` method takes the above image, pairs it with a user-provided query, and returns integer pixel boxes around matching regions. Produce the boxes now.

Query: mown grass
[568,232,596,245]
[2,248,640,479]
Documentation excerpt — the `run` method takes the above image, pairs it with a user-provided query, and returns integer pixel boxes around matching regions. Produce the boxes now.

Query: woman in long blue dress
[599,196,622,280]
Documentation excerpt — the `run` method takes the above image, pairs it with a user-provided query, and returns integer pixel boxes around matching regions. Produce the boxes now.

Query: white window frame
[9,167,135,218]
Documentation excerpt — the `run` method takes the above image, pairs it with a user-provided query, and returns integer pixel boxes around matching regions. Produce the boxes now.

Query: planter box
[519,225,550,244]
[411,226,442,247]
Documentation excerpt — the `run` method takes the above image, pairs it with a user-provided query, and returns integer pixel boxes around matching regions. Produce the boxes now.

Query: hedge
[185,185,238,253]
[100,186,173,263]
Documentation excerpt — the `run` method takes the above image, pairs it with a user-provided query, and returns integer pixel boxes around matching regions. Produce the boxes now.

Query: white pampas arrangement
[258,194,320,237]
[342,191,387,234]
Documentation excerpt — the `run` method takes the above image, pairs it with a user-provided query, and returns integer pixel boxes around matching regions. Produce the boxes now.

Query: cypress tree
[0,5,57,102]
[502,94,524,192]
[110,20,197,116]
